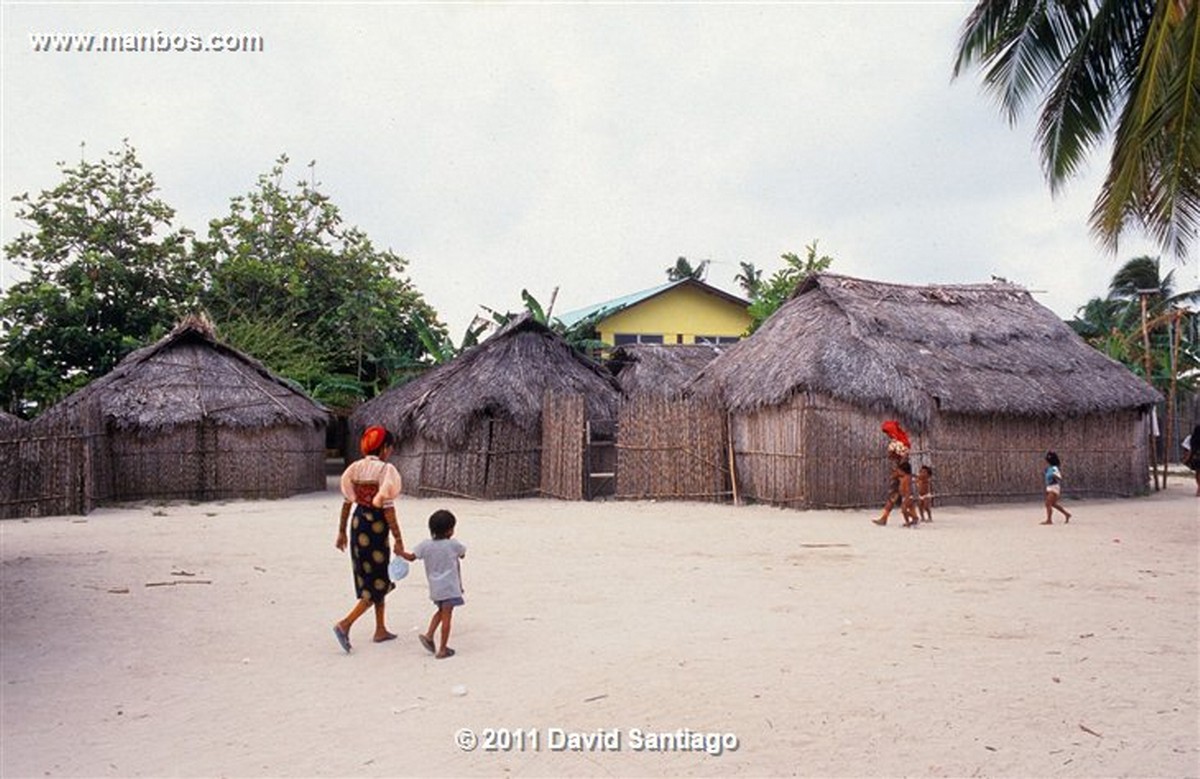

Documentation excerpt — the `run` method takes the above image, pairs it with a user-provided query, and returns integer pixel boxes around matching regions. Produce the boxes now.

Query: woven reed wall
[392,438,426,497]
[729,393,1154,509]
[729,394,810,506]
[540,393,585,500]
[928,409,1151,503]
[730,392,889,508]
[107,423,326,502]
[615,396,728,501]
[0,405,100,519]
[408,418,542,500]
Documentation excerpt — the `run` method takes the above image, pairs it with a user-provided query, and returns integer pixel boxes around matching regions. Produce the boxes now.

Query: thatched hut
[34,316,329,505]
[608,343,723,399]
[351,314,623,499]
[691,274,1162,508]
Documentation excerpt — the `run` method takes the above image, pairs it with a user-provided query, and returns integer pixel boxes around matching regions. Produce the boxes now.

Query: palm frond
[1092,0,1200,258]
[956,0,1066,123]
[1035,1,1144,190]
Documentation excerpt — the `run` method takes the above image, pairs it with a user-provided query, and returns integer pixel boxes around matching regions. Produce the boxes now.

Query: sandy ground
[1,477,1197,778]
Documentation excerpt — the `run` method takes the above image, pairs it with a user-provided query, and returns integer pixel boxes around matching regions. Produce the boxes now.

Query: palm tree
[953,0,1200,260]
[1107,254,1200,312]
[666,256,709,282]
[734,261,763,299]
[1073,254,1198,384]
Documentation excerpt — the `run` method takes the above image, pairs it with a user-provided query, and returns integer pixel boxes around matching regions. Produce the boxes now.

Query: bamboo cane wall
[1,403,325,518]
[541,393,585,501]
[106,424,326,502]
[0,411,96,519]
[928,409,1151,503]
[406,418,542,500]
[729,392,1154,509]
[615,395,728,502]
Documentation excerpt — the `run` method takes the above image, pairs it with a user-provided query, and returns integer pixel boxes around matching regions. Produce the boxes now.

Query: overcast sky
[1,1,1181,337]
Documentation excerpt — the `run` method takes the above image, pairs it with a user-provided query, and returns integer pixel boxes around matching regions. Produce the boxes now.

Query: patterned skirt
[350,505,395,604]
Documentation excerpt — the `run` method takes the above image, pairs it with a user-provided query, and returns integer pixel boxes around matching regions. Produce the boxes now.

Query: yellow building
[557,279,751,348]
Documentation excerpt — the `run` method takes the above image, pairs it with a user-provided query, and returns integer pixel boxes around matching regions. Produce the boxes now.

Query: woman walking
[332,426,408,652]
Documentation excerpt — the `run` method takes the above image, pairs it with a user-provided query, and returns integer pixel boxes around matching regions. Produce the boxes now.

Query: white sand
[2,479,1197,778]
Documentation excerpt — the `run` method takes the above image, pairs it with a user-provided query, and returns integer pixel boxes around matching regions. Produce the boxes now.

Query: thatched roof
[691,273,1161,427]
[608,343,724,399]
[353,314,623,447]
[37,315,329,431]
[0,409,25,432]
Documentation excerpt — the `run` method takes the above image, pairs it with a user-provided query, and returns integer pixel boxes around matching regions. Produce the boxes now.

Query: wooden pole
[1141,292,1160,490]
[726,413,740,506]
[1167,309,1183,483]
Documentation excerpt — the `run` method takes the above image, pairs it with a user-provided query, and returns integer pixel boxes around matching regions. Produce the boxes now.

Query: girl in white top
[1040,451,1072,525]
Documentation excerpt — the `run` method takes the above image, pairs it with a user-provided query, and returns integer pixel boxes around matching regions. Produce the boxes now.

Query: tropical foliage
[193,156,439,410]
[665,256,710,282]
[953,0,1200,259]
[745,241,835,332]
[0,147,440,416]
[0,142,201,416]
[1069,255,1200,392]
[479,288,607,355]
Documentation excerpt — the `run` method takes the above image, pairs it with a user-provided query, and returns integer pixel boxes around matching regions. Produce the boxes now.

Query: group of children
[872,421,1071,527]
[873,445,1073,527]
[873,460,934,527]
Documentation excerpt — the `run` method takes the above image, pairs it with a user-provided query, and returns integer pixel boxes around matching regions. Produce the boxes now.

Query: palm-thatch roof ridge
[690,273,1161,427]
[36,314,329,430]
[0,410,24,428]
[608,343,724,399]
[353,313,623,447]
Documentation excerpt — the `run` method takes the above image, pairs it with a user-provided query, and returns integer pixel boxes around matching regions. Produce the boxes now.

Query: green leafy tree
[953,0,1200,259]
[195,156,439,408]
[666,256,710,282]
[0,142,199,415]
[746,241,834,332]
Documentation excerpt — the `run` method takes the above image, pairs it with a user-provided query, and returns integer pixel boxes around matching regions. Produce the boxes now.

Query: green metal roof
[555,279,748,328]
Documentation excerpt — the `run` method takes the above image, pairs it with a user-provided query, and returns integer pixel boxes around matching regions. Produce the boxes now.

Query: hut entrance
[539,392,617,501]
[585,418,617,500]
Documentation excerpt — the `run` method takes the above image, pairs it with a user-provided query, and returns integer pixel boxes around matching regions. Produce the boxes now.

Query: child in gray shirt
[408,509,466,659]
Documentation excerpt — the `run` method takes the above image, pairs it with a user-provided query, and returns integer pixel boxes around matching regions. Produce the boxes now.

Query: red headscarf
[880,420,910,449]
[360,425,388,456]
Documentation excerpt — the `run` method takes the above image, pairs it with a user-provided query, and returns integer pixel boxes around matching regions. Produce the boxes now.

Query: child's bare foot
[436,648,456,659]
[373,630,397,643]
[1064,513,1071,524]
[1040,519,1053,525]
[872,518,887,526]
[419,634,436,654]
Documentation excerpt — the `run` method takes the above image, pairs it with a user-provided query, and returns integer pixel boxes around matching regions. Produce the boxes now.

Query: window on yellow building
[696,335,741,345]
[613,334,664,346]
